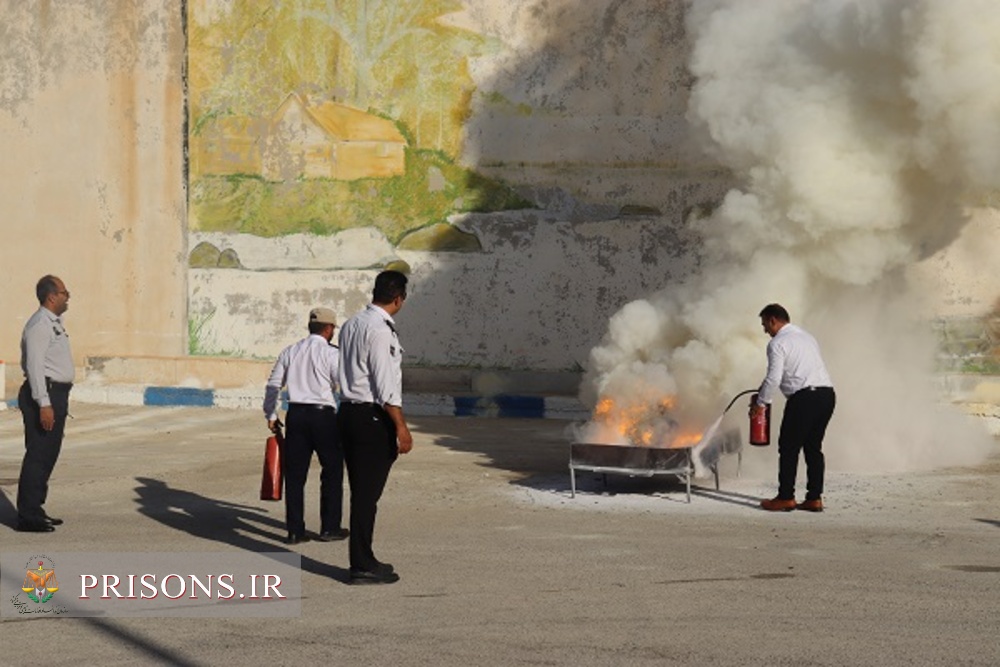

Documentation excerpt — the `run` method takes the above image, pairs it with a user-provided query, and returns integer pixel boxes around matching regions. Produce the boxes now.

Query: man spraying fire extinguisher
[753,304,836,512]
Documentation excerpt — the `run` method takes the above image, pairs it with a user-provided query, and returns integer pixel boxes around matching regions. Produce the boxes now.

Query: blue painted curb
[144,386,215,407]
[68,384,591,420]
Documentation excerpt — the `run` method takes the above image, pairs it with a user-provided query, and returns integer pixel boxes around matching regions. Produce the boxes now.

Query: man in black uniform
[17,275,74,532]
[338,271,414,585]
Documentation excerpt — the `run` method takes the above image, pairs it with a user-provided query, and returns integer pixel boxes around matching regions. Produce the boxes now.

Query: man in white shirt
[17,275,74,533]
[263,307,347,545]
[753,304,836,512]
[337,270,413,585]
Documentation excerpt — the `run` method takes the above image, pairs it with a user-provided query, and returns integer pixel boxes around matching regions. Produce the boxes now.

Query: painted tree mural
[187,0,526,240]
[190,0,489,162]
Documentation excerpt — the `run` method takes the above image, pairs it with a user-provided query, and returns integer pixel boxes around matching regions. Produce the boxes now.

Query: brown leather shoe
[796,498,823,512]
[760,497,797,512]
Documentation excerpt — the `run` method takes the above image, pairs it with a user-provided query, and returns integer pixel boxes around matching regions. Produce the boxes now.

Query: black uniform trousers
[777,386,836,501]
[283,404,343,537]
[338,402,398,572]
[17,380,71,523]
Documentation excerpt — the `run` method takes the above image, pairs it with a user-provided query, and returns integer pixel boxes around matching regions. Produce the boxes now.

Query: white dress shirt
[338,304,403,407]
[757,323,833,405]
[263,334,340,420]
[21,307,75,407]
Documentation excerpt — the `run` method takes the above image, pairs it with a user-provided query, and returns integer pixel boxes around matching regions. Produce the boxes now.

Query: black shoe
[285,533,310,545]
[43,514,64,526]
[349,565,400,585]
[316,527,350,542]
[17,520,55,533]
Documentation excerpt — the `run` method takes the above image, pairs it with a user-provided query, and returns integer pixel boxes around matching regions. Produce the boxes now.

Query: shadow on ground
[0,486,17,528]
[133,476,350,583]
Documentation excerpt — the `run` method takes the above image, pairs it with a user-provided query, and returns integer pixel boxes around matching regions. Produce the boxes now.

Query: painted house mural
[263,93,407,181]
[194,93,407,181]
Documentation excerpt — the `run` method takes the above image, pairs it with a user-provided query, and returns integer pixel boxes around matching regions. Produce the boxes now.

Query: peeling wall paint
[189,195,726,370]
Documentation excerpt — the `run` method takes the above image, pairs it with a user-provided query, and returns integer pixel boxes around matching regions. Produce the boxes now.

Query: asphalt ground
[1,403,999,666]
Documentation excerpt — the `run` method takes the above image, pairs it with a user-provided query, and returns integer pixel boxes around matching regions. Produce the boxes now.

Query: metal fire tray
[569,443,707,503]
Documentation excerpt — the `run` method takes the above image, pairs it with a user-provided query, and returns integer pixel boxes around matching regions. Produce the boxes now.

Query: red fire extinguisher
[749,393,771,446]
[260,429,284,501]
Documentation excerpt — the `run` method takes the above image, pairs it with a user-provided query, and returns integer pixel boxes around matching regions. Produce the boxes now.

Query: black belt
[288,403,335,411]
[793,386,833,396]
[45,378,73,390]
[341,400,375,406]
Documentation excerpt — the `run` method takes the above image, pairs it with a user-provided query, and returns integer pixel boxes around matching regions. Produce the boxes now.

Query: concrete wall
[186,202,722,371]
[0,1,186,370]
[1,0,997,392]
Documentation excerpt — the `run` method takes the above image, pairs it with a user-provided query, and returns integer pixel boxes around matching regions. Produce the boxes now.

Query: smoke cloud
[582,0,1000,472]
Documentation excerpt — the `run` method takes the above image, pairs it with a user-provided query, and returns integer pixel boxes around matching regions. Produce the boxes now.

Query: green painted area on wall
[189,148,530,242]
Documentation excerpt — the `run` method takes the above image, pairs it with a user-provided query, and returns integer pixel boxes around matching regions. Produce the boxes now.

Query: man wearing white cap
[263,307,348,545]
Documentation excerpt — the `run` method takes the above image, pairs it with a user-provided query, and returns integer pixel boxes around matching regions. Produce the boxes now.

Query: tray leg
[569,464,576,498]
[686,449,692,503]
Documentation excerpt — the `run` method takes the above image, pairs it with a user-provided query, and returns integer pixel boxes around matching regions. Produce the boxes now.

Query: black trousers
[338,402,398,572]
[777,386,836,501]
[17,380,70,523]
[283,404,343,537]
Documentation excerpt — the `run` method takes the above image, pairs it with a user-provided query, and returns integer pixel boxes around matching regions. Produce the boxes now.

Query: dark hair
[308,322,332,335]
[373,270,408,304]
[759,303,790,322]
[36,275,59,304]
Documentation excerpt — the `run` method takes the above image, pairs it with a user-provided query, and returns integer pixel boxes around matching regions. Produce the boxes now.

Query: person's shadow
[133,476,350,583]
[0,486,18,528]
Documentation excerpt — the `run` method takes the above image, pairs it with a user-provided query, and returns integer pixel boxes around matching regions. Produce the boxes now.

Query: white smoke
[582,0,1000,472]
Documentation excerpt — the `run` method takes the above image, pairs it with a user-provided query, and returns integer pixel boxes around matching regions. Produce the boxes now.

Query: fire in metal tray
[591,396,704,448]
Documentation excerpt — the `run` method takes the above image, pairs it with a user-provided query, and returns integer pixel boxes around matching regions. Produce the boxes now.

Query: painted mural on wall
[184,0,724,369]
[187,0,526,244]
[185,0,577,363]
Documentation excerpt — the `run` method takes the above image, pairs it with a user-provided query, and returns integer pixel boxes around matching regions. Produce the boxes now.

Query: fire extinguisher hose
[723,389,760,414]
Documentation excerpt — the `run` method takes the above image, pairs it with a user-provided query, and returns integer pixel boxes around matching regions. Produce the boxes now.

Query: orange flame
[671,430,705,448]
[593,396,700,448]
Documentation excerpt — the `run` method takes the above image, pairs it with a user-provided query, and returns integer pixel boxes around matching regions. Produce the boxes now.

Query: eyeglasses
[56,290,70,297]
